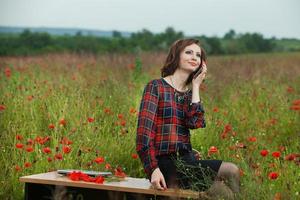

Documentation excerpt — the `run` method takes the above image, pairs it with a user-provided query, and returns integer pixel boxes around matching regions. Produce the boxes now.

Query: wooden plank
[20,171,200,198]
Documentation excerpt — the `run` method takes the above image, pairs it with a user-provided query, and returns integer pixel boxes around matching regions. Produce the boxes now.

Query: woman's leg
[157,155,179,189]
[207,181,234,200]
[216,162,240,193]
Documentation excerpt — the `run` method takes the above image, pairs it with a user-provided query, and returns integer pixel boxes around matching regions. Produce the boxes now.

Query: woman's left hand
[192,62,207,87]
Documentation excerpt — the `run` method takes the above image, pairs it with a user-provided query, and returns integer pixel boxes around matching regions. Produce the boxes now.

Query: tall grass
[0,52,299,199]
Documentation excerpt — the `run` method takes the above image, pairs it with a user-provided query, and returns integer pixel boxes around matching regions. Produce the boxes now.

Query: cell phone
[193,66,203,79]
[57,169,112,177]
[192,53,205,79]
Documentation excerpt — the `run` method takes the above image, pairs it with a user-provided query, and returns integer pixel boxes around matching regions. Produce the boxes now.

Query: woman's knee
[218,162,240,178]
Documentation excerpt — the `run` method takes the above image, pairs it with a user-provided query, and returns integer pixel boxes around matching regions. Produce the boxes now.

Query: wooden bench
[20,171,203,200]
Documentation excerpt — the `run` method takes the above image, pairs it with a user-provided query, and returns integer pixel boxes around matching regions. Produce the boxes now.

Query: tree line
[0,27,298,56]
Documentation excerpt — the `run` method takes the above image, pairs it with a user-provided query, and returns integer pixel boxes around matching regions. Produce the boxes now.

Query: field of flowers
[0,52,299,199]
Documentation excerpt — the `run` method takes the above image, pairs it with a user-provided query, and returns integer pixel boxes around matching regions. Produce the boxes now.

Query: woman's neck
[170,69,190,91]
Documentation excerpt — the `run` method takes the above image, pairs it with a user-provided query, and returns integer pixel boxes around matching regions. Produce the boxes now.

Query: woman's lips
[188,62,198,67]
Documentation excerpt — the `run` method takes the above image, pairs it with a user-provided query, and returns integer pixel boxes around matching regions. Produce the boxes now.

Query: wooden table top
[20,171,199,198]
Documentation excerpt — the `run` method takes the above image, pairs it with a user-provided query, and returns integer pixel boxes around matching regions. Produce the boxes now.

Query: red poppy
[35,136,50,145]
[213,107,219,112]
[59,118,67,126]
[48,124,55,129]
[94,176,105,184]
[87,117,95,123]
[105,163,112,170]
[208,146,218,155]
[25,146,34,153]
[260,149,269,157]
[94,157,105,164]
[67,171,105,184]
[27,139,34,145]
[221,132,227,139]
[248,136,257,142]
[104,108,112,114]
[118,114,123,119]
[4,67,11,78]
[47,157,52,162]
[81,173,92,182]
[24,162,32,168]
[15,165,22,172]
[268,172,279,180]
[286,86,294,93]
[16,134,23,140]
[290,105,300,111]
[41,136,50,145]
[0,105,5,111]
[60,137,73,145]
[272,151,281,158]
[236,143,246,149]
[274,193,281,200]
[120,120,126,127]
[292,99,300,106]
[131,153,138,159]
[35,136,42,142]
[284,153,296,161]
[43,147,52,154]
[114,167,126,178]
[16,143,24,149]
[27,95,34,101]
[224,124,232,133]
[68,171,82,181]
[221,124,232,139]
[129,107,137,114]
[63,146,71,154]
[55,153,63,160]
[239,169,244,176]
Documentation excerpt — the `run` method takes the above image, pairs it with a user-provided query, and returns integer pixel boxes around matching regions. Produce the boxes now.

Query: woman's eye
[185,51,192,54]
[197,54,201,58]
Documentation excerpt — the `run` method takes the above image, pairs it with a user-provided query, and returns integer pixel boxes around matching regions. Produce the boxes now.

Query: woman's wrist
[192,83,200,89]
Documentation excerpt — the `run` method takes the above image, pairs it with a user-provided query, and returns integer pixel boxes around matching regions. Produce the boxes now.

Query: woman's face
[178,43,201,73]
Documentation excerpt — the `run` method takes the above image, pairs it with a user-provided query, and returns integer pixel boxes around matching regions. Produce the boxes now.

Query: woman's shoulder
[145,78,164,87]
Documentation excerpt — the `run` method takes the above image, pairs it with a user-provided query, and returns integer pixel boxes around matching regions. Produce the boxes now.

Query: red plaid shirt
[136,78,206,178]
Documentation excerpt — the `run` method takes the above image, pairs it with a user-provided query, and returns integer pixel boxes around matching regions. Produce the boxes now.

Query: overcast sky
[1,0,299,39]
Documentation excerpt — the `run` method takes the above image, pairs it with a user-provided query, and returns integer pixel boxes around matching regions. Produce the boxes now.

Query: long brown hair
[161,38,207,86]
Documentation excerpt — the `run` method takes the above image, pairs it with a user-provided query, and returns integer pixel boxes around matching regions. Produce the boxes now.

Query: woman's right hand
[151,168,167,190]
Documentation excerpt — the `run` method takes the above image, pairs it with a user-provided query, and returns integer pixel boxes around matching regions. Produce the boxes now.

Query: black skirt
[157,151,222,191]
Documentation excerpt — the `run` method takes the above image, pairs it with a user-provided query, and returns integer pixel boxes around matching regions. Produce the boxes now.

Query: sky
[0,0,300,39]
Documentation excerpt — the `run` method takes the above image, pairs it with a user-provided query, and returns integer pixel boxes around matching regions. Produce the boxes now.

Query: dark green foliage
[0,28,298,56]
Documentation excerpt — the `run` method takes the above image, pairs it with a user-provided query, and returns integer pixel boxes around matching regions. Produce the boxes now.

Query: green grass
[0,52,299,199]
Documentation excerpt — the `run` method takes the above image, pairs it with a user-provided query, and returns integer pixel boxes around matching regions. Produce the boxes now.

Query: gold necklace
[169,76,189,103]
[170,76,187,92]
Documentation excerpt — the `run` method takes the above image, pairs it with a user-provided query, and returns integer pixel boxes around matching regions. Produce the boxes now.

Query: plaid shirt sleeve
[136,81,159,178]
[185,102,206,129]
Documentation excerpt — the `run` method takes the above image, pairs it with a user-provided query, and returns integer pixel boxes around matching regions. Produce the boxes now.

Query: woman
[136,39,240,196]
